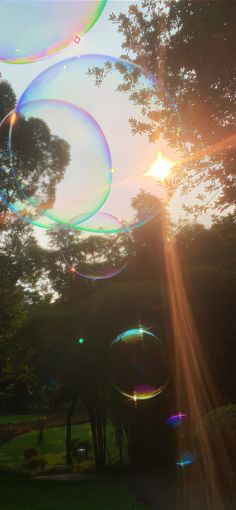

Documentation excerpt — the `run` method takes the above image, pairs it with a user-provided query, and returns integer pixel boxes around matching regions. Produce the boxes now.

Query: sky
[0,1,211,248]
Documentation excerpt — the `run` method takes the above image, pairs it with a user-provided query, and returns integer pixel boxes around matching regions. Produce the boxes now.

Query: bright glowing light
[10,112,17,126]
[75,338,85,345]
[74,34,80,45]
[145,151,175,182]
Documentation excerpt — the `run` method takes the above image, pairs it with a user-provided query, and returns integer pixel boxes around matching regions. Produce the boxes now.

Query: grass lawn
[0,474,148,510]
[0,415,38,425]
[0,423,119,468]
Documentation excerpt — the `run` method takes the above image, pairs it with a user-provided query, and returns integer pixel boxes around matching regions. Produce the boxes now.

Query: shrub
[71,438,89,458]
[24,455,47,472]
[197,405,236,487]
[74,460,95,473]
[0,425,32,446]
[203,405,236,433]
[70,438,79,455]
[24,448,39,461]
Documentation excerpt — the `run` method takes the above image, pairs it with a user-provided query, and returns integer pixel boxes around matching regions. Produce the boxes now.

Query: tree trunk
[102,416,107,466]
[37,415,45,444]
[89,403,107,468]
[97,405,104,467]
[66,395,78,465]
[117,424,124,466]
[89,408,99,466]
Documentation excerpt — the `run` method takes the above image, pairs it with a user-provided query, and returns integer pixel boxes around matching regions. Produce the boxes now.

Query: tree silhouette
[0,79,70,220]
[108,1,235,215]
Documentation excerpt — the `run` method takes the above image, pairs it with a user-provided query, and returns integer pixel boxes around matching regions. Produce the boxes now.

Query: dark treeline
[0,186,235,466]
[0,0,235,470]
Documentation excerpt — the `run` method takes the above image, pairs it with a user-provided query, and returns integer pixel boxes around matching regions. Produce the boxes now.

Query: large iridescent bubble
[0,1,107,64]
[0,107,55,228]
[17,54,183,232]
[58,212,131,280]
[108,328,170,401]
[0,99,112,227]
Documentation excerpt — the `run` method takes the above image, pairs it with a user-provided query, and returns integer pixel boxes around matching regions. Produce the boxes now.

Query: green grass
[0,424,92,467]
[0,415,38,425]
[0,423,120,468]
[0,474,148,510]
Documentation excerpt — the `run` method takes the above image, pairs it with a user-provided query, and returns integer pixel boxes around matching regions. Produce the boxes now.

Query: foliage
[0,425,32,446]
[27,381,62,444]
[70,438,90,457]
[0,67,236,474]
[0,79,70,219]
[0,77,70,412]
[0,423,118,469]
[198,405,236,487]
[7,210,236,465]
[0,414,85,428]
[75,459,96,473]
[0,415,38,425]
[0,78,16,120]
[203,405,236,433]
[109,0,235,216]
[23,447,39,461]
[23,454,46,471]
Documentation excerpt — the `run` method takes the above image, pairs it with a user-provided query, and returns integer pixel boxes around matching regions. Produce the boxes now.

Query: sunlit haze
[144,151,176,183]
[0,1,211,250]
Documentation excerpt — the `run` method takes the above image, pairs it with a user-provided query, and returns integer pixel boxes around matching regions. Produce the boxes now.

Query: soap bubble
[166,412,187,428]
[108,328,170,400]
[0,109,55,227]
[0,1,107,64]
[58,212,131,280]
[0,99,112,227]
[176,451,196,468]
[18,54,183,231]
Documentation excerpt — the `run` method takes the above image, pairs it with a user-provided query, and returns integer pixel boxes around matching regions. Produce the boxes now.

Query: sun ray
[144,151,176,182]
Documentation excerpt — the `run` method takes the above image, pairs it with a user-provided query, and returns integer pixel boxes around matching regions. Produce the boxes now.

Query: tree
[0,76,70,408]
[46,222,132,304]
[0,79,70,223]
[27,381,61,444]
[109,1,235,215]
[0,78,16,120]
[175,213,236,401]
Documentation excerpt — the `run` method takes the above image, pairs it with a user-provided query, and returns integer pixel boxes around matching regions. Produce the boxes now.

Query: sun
[144,151,175,182]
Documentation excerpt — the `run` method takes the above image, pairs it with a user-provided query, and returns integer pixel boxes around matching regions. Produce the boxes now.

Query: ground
[0,420,119,468]
[0,415,39,425]
[0,474,149,510]
[1,416,235,510]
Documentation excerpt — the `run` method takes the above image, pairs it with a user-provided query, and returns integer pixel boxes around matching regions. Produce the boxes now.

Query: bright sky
[0,1,211,247]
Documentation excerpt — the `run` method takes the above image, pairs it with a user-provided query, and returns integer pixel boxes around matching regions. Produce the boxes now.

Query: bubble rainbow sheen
[176,451,196,468]
[17,54,183,232]
[0,99,112,228]
[166,412,187,428]
[0,1,107,64]
[0,108,56,228]
[109,328,170,401]
[59,212,131,280]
